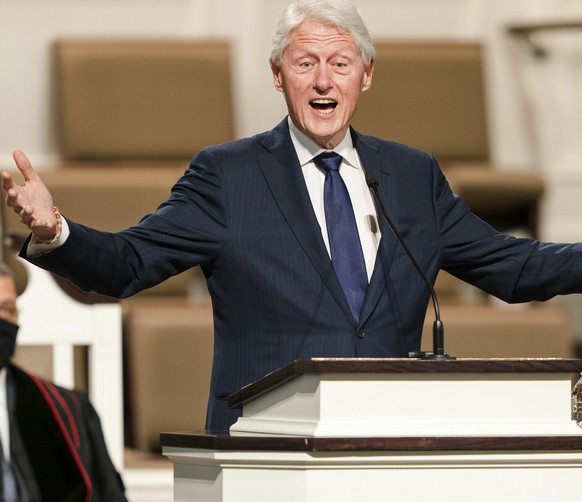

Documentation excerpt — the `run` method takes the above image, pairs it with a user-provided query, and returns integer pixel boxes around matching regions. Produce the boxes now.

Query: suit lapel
[352,131,399,325]
[257,122,403,327]
[257,120,355,324]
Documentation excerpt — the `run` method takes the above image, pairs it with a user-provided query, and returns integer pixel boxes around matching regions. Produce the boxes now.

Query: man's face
[271,19,374,150]
[0,276,18,325]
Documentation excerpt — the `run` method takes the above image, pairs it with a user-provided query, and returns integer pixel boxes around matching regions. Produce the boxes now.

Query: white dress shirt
[0,368,11,462]
[288,118,381,281]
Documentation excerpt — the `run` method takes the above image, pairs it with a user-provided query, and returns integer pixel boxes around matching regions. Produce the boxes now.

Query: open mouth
[310,99,337,113]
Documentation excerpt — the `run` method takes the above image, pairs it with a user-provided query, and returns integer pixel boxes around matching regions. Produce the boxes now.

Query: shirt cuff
[26,217,71,257]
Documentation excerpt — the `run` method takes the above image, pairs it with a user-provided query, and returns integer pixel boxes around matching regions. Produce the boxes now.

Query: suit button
[357,330,365,339]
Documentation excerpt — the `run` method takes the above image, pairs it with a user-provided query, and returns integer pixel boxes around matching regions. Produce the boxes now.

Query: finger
[19,205,34,221]
[12,150,38,183]
[1,171,15,191]
[5,187,23,211]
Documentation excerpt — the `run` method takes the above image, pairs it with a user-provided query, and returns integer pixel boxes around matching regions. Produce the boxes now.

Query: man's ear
[270,60,284,92]
[361,58,375,92]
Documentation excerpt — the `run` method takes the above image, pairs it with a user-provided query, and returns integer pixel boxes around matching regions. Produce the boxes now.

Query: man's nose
[313,65,334,92]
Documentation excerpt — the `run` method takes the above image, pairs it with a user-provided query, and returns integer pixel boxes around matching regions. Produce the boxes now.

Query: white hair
[270,0,375,67]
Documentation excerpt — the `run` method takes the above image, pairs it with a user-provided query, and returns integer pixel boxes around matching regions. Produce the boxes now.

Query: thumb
[12,150,39,183]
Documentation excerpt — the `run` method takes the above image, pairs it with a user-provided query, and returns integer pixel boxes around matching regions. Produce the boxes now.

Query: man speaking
[4,0,582,431]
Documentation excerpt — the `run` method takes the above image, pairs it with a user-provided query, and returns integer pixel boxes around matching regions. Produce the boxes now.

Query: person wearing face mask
[0,264,126,502]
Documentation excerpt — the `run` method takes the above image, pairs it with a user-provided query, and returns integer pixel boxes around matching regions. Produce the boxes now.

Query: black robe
[3,364,126,502]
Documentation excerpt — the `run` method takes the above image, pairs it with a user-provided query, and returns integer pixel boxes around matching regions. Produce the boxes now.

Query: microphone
[365,170,454,360]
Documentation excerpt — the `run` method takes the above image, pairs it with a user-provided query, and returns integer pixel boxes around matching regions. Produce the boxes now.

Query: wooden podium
[161,358,582,502]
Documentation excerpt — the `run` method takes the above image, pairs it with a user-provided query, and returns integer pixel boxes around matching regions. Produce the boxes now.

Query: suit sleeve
[431,156,582,303]
[21,149,229,298]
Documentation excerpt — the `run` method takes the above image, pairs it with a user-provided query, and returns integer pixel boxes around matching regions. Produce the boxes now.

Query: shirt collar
[287,117,358,169]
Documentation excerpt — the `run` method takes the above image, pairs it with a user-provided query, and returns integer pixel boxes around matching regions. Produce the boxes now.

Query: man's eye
[333,62,351,74]
[293,61,314,73]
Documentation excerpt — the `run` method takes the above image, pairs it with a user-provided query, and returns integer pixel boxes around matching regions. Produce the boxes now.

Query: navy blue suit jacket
[24,118,582,430]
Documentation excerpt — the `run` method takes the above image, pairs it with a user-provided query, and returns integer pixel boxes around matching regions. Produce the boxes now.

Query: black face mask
[0,317,18,369]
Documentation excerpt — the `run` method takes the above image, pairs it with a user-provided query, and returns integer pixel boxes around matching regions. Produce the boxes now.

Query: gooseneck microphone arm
[365,170,453,360]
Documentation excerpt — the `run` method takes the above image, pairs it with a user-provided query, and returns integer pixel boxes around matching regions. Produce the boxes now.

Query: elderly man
[4,0,582,431]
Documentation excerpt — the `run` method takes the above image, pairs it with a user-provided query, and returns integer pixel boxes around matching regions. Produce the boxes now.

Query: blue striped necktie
[314,152,368,322]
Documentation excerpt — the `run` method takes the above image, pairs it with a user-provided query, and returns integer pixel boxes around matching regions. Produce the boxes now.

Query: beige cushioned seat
[54,39,234,162]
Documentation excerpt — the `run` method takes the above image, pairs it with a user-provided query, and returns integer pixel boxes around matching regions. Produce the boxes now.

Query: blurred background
[2,0,582,500]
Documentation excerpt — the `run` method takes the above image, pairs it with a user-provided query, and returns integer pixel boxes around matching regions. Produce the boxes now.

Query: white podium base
[230,370,581,437]
[164,446,582,502]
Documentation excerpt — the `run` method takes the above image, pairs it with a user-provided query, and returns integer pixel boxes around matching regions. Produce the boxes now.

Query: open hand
[1,150,58,241]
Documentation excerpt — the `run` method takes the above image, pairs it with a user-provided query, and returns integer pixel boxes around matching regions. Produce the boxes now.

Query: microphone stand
[365,171,455,361]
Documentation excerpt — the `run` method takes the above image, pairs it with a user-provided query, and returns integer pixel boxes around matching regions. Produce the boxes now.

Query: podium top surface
[228,357,582,408]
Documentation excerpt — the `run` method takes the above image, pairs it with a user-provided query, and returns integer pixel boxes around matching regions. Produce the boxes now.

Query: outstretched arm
[2,150,59,242]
